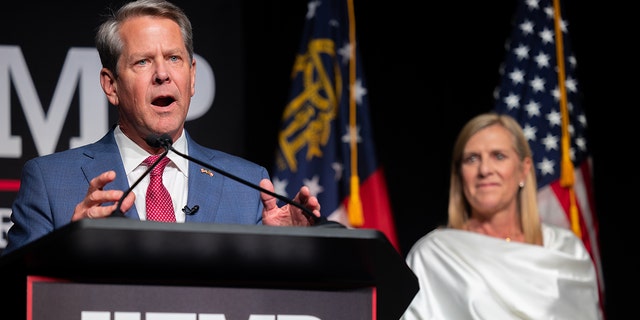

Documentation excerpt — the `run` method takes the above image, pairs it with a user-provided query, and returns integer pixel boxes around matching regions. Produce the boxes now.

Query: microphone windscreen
[145,134,163,148]
[158,134,173,147]
[145,134,173,149]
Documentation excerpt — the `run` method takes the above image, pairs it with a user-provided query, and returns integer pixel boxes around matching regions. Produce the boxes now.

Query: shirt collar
[114,125,189,177]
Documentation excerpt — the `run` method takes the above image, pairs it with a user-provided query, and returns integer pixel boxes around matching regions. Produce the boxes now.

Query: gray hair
[95,0,194,77]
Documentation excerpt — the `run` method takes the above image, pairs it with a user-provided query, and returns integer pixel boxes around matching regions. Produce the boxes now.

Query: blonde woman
[401,113,602,319]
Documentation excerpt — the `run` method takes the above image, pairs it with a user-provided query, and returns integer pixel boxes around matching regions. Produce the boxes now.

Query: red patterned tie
[143,155,176,222]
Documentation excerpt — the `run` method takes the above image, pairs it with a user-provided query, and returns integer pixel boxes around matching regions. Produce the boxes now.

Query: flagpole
[552,0,581,238]
[347,0,364,226]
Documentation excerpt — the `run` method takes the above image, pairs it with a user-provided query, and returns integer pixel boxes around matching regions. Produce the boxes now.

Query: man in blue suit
[2,0,321,256]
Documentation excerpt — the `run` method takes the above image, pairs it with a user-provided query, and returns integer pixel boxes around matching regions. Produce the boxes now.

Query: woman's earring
[518,181,525,188]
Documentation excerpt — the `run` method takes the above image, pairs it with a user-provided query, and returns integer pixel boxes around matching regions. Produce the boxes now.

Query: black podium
[0,219,418,319]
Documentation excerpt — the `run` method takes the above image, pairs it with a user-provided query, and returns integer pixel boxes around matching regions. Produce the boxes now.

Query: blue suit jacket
[3,128,269,255]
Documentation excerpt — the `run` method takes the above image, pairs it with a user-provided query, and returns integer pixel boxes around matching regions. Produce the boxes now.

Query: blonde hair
[447,112,543,245]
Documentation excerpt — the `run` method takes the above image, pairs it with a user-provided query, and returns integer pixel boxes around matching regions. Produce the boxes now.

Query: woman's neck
[464,212,523,242]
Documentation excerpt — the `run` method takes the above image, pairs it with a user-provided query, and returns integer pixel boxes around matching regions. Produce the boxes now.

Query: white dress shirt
[114,126,189,222]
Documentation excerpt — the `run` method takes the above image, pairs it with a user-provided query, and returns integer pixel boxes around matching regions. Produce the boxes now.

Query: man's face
[104,15,196,149]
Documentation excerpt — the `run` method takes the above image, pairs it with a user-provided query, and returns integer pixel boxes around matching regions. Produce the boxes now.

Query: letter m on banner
[0,45,108,158]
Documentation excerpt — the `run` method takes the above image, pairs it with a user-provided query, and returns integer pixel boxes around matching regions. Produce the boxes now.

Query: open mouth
[152,96,175,107]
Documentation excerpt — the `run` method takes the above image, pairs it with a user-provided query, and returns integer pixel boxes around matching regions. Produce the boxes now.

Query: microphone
[109,134,171,218]
[146,134,343,227]
[182,205,199,215]
[145,133,172,149]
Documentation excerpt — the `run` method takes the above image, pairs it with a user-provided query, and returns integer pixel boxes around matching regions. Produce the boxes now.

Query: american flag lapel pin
[200,168,214,177]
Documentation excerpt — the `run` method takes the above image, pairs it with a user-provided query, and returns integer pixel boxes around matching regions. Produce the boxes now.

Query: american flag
[493,0,604,306]
[272,0,399,250]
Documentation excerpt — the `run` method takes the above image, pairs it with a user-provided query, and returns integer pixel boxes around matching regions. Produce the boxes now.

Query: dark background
[1,0,635,318]
[242,1,636,319]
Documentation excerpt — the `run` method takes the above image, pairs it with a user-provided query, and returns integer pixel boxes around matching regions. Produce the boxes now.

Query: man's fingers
[259,179,278,210]
[89,170,116,192]
[71,171,122,221]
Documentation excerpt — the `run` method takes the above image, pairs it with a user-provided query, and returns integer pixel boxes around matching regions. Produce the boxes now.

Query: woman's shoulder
[406,227,477,255]
[541,223,590,258]
[541,223,579,240]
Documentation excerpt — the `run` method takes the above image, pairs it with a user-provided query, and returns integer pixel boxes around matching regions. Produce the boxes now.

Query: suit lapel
[80,129,141,220]
[185,136,223,223]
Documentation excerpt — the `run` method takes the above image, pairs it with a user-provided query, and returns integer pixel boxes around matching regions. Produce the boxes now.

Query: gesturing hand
[71,170,135,221]
[259,179,321,226]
